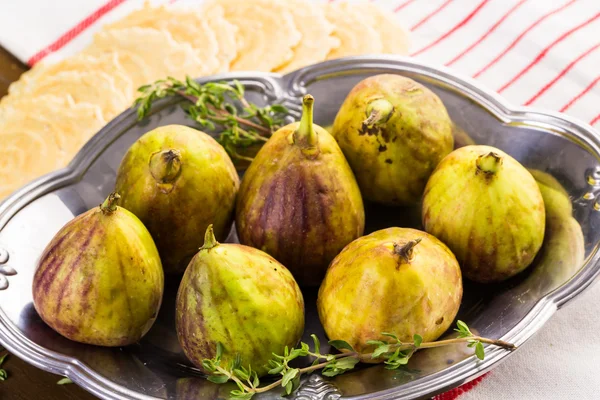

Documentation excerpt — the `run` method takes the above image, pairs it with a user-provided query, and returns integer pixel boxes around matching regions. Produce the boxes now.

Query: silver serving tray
[1,56,599,400]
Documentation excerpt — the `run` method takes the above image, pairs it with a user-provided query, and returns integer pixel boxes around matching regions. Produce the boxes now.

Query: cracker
[0,95,106,156]
[85,27,207,83]
[208,0,301,71]
[2,70,129,121]
[0,96,106,198]
[275,0,340,73]
[104,3,221,74]
[340,1,410,55]
[202,3,238,73]
[324,2,383,60]
[8,53,134,100]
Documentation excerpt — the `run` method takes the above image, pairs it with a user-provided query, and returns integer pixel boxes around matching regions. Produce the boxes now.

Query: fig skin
[332,74,453,205]
[236,95,365,287]
[317,228,462,356]
[526,170,584,292]
[422,145,546,283]
[176,225,305,377]
[32,193,164,347]
[115,124,240,274]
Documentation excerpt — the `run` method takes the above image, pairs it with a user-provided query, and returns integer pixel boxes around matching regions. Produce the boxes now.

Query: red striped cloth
[0,0,599,399]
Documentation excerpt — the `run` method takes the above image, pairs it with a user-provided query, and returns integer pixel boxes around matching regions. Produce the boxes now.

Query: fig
[422,145,545,283]
[236,95,365,286]
[176,225,304,377]
[115,124,240,274]
[32,193,164,346]
[525,170,584,292]
[317,228,462,355]
[332,74,453,205]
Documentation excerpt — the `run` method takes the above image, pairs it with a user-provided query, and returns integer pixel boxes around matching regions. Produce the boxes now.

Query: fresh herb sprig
[202,321,515,399]
[134,77,289,162]
[0,348,8,381]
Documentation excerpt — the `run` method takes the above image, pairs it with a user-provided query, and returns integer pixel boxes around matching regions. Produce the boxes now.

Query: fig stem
[150,149,182,184]
[476,152,502,174]
[393,239,422,263]
[200,224,219,251]
[294,94,319,150]
[363,98,394,126]
[100,193,120,214]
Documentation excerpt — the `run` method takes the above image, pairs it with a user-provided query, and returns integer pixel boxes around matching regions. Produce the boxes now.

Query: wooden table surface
[0,46,97,400]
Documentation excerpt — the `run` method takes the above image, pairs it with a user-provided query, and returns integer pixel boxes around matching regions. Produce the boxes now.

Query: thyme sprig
[0,348,8,381]
[203,321,515,399]
[134,77,289,162]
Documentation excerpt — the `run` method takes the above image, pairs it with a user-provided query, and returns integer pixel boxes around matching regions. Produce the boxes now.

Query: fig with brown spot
[422,145,545,283]
[317,227,462,357]
[332,74,453,205]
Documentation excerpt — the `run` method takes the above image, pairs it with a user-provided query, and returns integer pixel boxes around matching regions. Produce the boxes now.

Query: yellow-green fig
[32,193,164,346]
[423,145,545,283]
[236,95,365,287]
[317,228,462,355]
[175,225,305,377]
[526,170,584,292]
[115,125,240,274]
[332,74,453,205]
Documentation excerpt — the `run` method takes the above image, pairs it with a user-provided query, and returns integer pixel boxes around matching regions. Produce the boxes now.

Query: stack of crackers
[0,0,410,199]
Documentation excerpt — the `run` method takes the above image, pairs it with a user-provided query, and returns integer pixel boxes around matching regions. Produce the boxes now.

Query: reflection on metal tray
[1,56,599,400]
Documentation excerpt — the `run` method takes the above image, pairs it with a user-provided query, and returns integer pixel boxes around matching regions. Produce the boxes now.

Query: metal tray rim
[1,55,599,400]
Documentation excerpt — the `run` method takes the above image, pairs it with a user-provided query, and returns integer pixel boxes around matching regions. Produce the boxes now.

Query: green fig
[175,225,305,377]
[236,95,365,286]
[32,193,164,346]
[332,74,453,205]
[115,125,240,274]
[317,228,462,355]
[422,145,545,283]
[526,170,584,292]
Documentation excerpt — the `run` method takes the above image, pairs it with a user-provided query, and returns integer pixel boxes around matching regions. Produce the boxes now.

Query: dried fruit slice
[105,4,220,74]
[340,1,410,55]
[209,0,301,71]
[275,0,340,73]
[85,27,207,82]
[324,2,383,59]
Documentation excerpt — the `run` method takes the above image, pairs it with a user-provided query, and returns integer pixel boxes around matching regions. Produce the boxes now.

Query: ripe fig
[525,170,584,292]
[422,145,545,283]
[317,228,462,355]
[332,74,453,205]
[236,95,365,286]
[32,193,164,346]
[176,225,305,377]
[115,125,240,274]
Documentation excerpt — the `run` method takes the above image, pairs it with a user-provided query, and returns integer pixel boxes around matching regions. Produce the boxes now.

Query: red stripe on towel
[560,75,600,112]
[497,11,600,93]
[411,0,490,57]
[411,0,453,31]
[524,42,600,105]
[473,0,577,79]
[27,0,126,65]
[446,0,528,66]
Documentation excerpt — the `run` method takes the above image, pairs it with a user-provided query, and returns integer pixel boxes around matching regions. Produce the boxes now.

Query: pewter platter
[1,56,599,400]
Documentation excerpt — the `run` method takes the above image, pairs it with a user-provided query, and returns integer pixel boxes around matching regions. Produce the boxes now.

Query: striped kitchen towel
[0,0,599,399]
